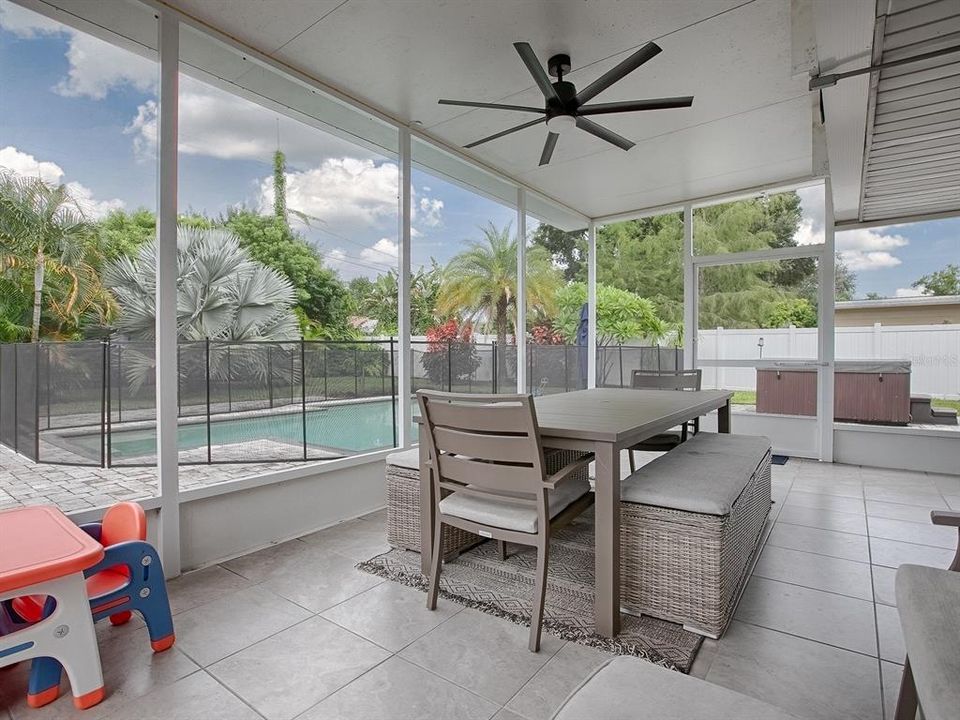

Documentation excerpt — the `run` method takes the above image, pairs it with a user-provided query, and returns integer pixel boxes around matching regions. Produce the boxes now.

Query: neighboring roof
[837,295,960,310]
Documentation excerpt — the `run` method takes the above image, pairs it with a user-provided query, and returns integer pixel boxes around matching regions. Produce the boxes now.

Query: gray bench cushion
[895,564,960,720]
[439,475,590,533]
[621,433,771,515]
[552,657,800,720]
[386,448,420,470]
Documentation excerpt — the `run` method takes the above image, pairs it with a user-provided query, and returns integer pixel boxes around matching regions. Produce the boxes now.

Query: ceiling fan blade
[539,132,560,166]
[578,96,694,116]
[575,41,662,105]
[464,117,546,149]
[438,99,546,113]
[513,42,560,102]
[575,116,635,151]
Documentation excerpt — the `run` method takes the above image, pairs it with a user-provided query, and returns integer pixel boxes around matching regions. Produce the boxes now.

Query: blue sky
[1,0,956,298]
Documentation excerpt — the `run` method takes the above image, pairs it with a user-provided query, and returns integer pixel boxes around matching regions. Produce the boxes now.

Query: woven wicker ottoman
[619,433,772,638]
[386,447,591,558]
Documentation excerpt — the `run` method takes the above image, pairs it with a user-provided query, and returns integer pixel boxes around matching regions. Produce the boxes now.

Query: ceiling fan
[438,41,694,166]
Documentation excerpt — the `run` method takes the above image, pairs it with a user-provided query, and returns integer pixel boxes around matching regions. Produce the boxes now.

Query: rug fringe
[357,558,682,672]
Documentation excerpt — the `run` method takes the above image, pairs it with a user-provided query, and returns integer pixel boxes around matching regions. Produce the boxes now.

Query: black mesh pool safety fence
[0,339,679,467]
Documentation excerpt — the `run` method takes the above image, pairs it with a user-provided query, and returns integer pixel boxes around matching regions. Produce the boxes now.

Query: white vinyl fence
[698,323,960,398]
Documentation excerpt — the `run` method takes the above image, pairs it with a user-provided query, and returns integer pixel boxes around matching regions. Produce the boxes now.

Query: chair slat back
[418,391,546,500]
[631,369,702,391]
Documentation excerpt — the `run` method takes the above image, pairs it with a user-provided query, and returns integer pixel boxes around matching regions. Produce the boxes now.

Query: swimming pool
[63,399,413,463]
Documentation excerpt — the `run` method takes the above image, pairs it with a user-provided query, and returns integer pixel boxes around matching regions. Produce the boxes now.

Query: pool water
[71,399,411,461]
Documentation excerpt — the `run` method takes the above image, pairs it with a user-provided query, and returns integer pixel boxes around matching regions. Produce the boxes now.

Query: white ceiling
[160,0,819,219]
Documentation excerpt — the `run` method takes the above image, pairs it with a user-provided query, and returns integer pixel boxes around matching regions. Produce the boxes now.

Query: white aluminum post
[587,221,597,388]
[682,205,695,370]
[516,188,527,393]
[818,178,836,462]
[398,128,412,447]
[155,9,180,577]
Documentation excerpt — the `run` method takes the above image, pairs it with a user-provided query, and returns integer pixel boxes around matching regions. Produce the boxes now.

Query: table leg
[419,440,434,576]
[718,399,731,433]
[594,442,621,637]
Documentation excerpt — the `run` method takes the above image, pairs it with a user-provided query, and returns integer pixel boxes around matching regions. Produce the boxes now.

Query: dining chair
[418,390,594,652]
[628,369,702,472]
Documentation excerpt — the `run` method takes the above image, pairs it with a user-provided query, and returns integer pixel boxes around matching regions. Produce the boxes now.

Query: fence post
[33,343,40,462]
[99,341,106,468]
[618,344,624,387]
[354,346,359,396]
[267,345,274,408]
[716,326,725,389]
[105,338,112,467]
[226,345,232,412]
[390,337,397,448]
[301,339,307,461]
[447,339,452,392]
[205,338,211,464]
[176,344,181,416]
[873,322,882,357]
[290,350,295,404]
[323,346,328,400]
[528,345,534,393]
[564,344,570,392]
[491,341,497,392]
[788,324,797,356]
[45,344,51,430]
[116,342,123,424]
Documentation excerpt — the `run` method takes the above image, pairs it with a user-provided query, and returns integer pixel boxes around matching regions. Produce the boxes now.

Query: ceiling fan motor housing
[547,53,571,78]
[547,80,578,117]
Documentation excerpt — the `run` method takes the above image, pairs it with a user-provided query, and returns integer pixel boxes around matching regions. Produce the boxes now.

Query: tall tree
[913,264,960,296]
[530,224,586,281]
[0,170,112,340]
[438,222,561,378]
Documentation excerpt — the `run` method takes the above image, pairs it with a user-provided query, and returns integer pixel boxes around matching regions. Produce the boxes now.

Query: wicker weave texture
[386,448,590,556]
[620,449,772,638]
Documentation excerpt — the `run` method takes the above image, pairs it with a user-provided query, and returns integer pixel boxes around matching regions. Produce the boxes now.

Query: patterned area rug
[358,512,702,672]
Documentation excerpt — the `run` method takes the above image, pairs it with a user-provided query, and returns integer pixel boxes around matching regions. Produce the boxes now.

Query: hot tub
[756,360,911,425]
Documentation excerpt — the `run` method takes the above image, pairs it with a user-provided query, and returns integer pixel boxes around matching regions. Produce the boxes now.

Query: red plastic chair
[12,502,147,627]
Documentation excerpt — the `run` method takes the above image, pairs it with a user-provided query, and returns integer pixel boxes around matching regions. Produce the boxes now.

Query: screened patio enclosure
[2,0,958,577]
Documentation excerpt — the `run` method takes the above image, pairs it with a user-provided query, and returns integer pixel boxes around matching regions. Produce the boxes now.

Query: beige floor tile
[301,656,499,720]
[321,580,460,652]
[866,500,938,524]
[783,491,865,515]
[872,564,898,607]
[705,621,882,720]
[98,671,261,720]
[209,616,390,720]
[299,517,390,562]
[166,564,252,615]
[776,504,868,535]
[875,604,905,665]
[868,516,957,549]
[881,660,904,720]
[400,609,563,705]
[869,537,955,570]
[767,522,870,562]
[172,585,311,666]
[862,486,947,509]
[752,545,873,600]
[735,577,877,655]
[505,642,613,720]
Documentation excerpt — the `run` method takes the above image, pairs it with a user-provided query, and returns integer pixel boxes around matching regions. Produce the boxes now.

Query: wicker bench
[619,433,772,638]
[386,447,591,558]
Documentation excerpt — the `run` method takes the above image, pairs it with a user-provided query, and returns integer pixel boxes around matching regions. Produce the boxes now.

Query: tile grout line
[862,473,889,720]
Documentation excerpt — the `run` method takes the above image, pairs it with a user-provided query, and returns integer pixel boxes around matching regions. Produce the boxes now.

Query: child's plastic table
[0,505,106,709]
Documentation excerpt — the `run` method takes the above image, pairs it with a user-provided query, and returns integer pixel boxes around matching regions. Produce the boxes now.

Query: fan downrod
[547,53,571,79]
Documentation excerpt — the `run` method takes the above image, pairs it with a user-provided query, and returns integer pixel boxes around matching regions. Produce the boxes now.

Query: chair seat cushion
[386,448,421,471]
[552,657,800,720]
[895,563,960,720]
[621,433,770,515]
[439,475,590,533]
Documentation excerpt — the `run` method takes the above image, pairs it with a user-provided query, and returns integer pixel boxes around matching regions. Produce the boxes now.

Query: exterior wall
[836,304,960,327]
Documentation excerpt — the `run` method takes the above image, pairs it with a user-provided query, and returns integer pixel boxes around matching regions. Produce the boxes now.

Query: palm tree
[438,221,560,382]
[104,225,300,388]
[0,170,110,340]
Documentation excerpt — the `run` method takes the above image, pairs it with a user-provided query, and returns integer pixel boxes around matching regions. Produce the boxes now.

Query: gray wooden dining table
[418,386,734,638]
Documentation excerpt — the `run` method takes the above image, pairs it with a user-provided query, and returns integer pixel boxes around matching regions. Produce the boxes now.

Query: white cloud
[839,249,902,271]
[835,227,909,272]
[0,146,124,219]
[895,286,924,298]
[0,1,155,100]
[361,238,399,266]
[260,157,400,227]
[795,217,822,246]
[418,197,444,228]
[0,0,62,37]
[0,145,64,184]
